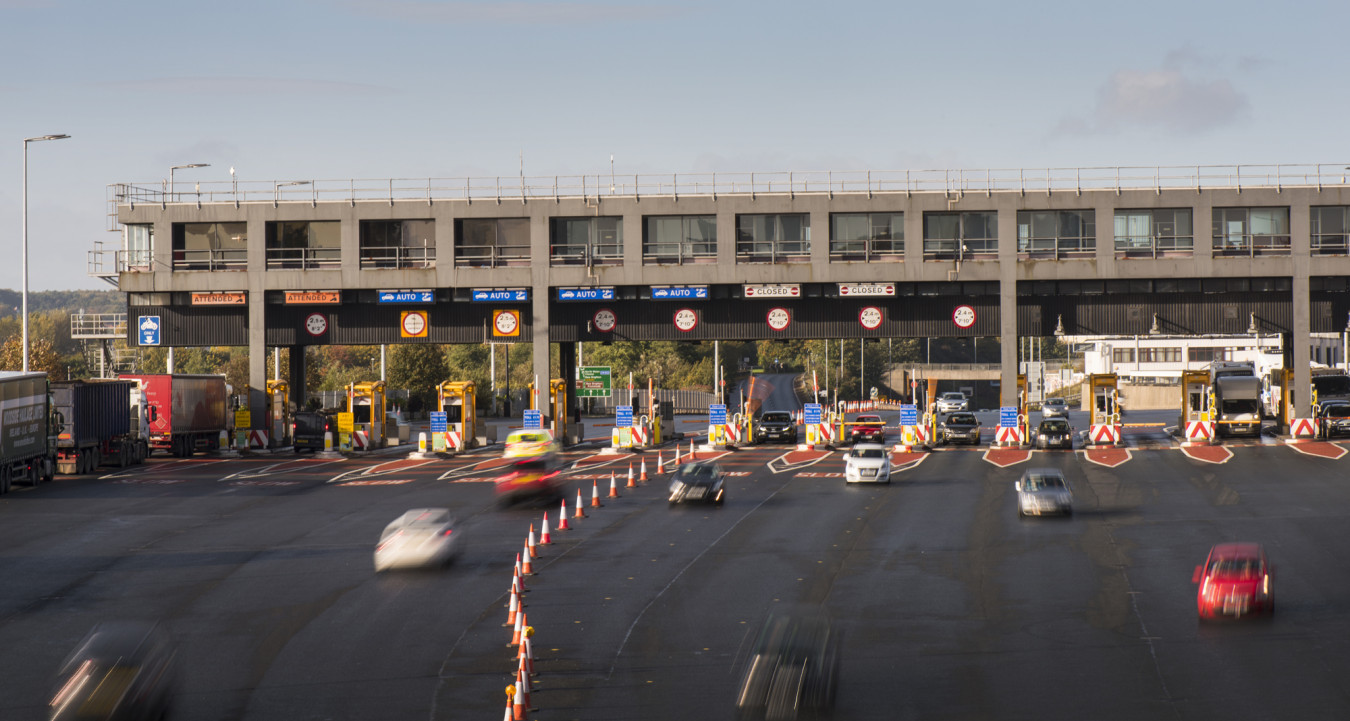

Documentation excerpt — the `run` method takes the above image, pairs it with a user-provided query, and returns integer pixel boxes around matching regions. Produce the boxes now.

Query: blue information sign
[651,286,709,300]
[803,403,822,425]
[709,404,727,425]
[471,289,529,302]
[557,287,615,301]
[900,404,919,426]
[377,290,434,304]
[999,406,1019,428]
[429,411,447,433]
[138,316,161,346]
[523,409,543,429]
[616,405,634,428]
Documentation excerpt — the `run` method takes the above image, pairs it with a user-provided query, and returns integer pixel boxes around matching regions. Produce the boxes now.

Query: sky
[1,0,1347,291]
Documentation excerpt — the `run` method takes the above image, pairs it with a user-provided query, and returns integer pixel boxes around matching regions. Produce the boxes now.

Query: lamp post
[169,163,209,201]
[22,133,70,372]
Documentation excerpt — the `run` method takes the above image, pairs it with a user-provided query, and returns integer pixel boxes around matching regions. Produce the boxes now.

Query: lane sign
[616,405,634,428]
[651,286,709,300]
[709,404,727,425]
[859,306,883,330]
[138,315,161,346]
[999,406,1018,428]
[804,403,822,425]
[493,309,520,337]
[744,284,800,298]
[839,283,895,296]
[954,305,977,329]
[429,412,447,433]
[674,308,698,332]
[900,405,918,425]
[400,310,428,338]
[593,308,617,332]
[378,290,434,304]
[766,307,791,331]
[523,409,542,429]
[305,313,328,337]
[471,289,529,302]
[558,287,615,301]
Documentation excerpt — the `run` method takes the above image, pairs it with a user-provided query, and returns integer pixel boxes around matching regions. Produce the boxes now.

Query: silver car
[374,508,461,571]
[1015,468,1073,517]
[1040,397,1069,419]
[936,392,969,414]
[844,443,891,483]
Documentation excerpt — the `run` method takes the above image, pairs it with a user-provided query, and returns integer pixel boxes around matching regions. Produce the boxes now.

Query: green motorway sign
[577,366,612,397]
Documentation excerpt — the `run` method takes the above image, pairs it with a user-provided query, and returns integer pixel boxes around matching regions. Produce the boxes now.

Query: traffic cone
[575,488,588,517]
[672,446,681,466]
[539,513,552,544]
[625,464,637,488]
[557,499,570,530]
[590,480,603,508]
[639,458,649,482]
[504,586,520,626]
[608,472,620,498]
[509,607,524,646]
[512,680,526,720]
[516,657,533,711]
[689,439,696,460]
[513,562,527,594]
[656,450,665,475]
[503,685,515,721]
[527,524,538,558]
[520,545,534,575]
[520,626,536,677]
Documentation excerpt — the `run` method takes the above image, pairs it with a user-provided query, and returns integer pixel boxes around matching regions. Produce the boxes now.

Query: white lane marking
[220,459,346,480]
[766,450,832,475]
[327,460,436,484]
[98,458,223,480]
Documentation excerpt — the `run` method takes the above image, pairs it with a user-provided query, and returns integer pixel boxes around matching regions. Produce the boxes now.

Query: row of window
[127,206,1350,272]
[1111,347,1244,364]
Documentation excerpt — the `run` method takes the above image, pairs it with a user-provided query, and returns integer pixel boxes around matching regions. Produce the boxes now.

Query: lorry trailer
[118,374,229,457]
[51,380,147,474]
[0,371,56,494]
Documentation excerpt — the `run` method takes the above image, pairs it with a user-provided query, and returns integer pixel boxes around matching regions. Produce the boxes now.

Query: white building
[1076,334,1346,383]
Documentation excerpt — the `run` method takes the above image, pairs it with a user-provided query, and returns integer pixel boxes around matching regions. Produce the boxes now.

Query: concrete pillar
[247,213,267,394]
[288,346,306,408]
[998,206,1019,407]
[1290,200,1312,418]
[559,341,577,441]
[530,214,551,423]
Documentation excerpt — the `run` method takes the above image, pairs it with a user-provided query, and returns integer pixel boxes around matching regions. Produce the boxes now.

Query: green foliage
[387,344,449,411]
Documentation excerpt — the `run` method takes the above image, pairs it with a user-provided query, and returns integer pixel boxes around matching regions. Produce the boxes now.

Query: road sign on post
[138,316,161,346]
[899,405,918,426]
[523,409,542,429]
[999,406,1018,428]
[804,404,822,425]
[709,404,727,426]
[616,405,634,428]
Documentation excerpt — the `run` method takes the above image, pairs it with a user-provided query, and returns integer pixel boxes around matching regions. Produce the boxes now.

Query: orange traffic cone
[625,464,637,489]
[575,488,588,517]
[539,513,552,544]
[657,450,665,474]
[690,439,696,460]
[513,562,527,594]
[520,627,536,677]
[512,680,526,720]
[516,657,533,711]
[527,524,538,558]
[503,685,515,721]
[520,545,534,575]
[509,606,524,646]
[590,480,603,508]
[639,458,649,482]
[672,446,681,466]
[608,472,620,498]
[557,499,570,530]
[504,586,519,626]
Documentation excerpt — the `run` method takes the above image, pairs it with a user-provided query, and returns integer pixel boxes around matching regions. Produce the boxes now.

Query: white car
[844,443,891,483]
[374,508,460,571]
[936,392,969,414]
[1015,468,1073,517]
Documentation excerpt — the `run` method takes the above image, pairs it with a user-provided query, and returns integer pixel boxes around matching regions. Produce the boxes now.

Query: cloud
[334,0,682,24]
[105,76,395,97]
[1059,57,1249,136]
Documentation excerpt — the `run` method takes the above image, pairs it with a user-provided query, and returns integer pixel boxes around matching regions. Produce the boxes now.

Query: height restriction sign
[400,310,428,338]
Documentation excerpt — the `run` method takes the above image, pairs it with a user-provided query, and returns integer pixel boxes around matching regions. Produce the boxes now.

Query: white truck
[1210,361,1261,437]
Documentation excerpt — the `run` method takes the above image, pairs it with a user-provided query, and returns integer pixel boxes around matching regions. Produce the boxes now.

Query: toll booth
[436,381,480,451]
[346,381,387,450]
[236,386,270,449]
[653,399,675,442]
[266,380,291,448]
[529,378,570,445]
[1088,373,1122,446]
[1179,370,1214,444]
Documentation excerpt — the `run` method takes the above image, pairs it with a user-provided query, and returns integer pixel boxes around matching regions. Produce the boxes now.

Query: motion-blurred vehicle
[936,392,969,414]
[1193,542,1274,620]
[755,411,798,444]
[735,614,839,720]
[1033,418,1073,450]
[374,508,460,571]
[49,621,176,721]
[667,460,725,505]
[291,410,334,452]
[495,430,565,505]
[1316,401,1350,438]
[938,412,981,446]
[844,443,891,483]
[1015,467,1073,517]
[1040,397,1069,419]
[848,414,886,444]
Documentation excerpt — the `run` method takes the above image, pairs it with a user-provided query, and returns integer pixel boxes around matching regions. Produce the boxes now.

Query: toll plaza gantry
[94,164,1350,438]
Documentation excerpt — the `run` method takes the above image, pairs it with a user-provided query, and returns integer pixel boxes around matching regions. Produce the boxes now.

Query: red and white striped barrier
[632,424,649,446]
[446,430,463,451]
[996,426,1023,445]
[819,422,836,443]
[353,429,369,450]
[247,429,269,448]
[725,423,742,443]
[1291,417,1317,438]
[1090,424,1120,445]
[1184,421,1214,443]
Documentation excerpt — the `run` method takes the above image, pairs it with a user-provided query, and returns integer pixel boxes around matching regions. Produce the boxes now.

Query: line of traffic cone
[589,481,603,508]
[608,471,620,498]
[504,586,520,626]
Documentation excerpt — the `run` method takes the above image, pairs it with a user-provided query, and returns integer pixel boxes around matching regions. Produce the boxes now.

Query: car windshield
[762,412,792,423]
[1040,420,1069,433]
[1044,399,1065,407]
[1022,474,1065,491]
[941,393,963,400]
[1208,557,1263,579]
[852,448,885,459]
[675,464,717,482]
[1323,405,1350,418]
[857,416,881,424]
[947,413,976,425]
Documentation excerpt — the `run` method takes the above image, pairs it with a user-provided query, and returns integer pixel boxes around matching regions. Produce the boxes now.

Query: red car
[848,415,887,444]
[1192,543,1274,619]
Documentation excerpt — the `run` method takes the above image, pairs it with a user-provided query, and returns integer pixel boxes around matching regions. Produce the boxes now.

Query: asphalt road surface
[4,429,1350,720]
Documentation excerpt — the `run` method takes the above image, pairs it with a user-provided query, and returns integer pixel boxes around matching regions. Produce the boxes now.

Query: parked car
[668,460,726,505]
[1015,468,1073,517]
[50,621,177,721]
[844,443,891,483]
[374,508,461,571]
[1033,418,1074,449]
[938,412,981,446]
[734,614,838,719]
[1316,401,1350,438]
[848,414,887,444]
[1192,542,1274,620]
[936,392,969,413]
[1040,397,1069,418]
[755,411,798,444]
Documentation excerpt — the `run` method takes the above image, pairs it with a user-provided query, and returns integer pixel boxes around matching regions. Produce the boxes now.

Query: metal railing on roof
[106,164,1350,229]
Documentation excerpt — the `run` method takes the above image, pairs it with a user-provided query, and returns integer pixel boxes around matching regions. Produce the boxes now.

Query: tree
[388,344,449,414]
[0,336,67,379]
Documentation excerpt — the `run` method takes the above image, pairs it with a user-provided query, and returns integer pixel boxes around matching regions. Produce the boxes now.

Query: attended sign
[191,292,246,305]
[285,291,341,304]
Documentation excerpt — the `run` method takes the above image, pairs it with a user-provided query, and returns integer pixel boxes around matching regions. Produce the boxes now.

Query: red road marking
[889,452,929,473]
[983,448,1032,468]
[784,450,829,464]
[1288,441,1348,460]
[1083,447,1131,468]
[1180,445,1233,464]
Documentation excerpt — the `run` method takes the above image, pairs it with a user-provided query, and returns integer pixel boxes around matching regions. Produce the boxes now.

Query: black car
[667,461,726,505]
[1034,418,1074,449]
[755,411,798,444]
[938,412,981,445]
[1317,401,1350,438]
[735,614,839,719]
[292,410,334,452]
[50,621,176,721]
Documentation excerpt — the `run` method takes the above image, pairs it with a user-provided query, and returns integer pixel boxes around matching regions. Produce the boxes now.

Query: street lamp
[22,133,70,372]
[169,163,210,201]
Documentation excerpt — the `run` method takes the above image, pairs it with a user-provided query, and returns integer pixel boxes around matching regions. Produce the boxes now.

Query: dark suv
[292,410,335,452]
[755,411,798,444]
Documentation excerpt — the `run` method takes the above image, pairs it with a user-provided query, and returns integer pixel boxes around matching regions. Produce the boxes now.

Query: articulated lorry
[1210,361,1262,437]
[51,380,149,474]
[118,374,229,457]
[0,371,56,494]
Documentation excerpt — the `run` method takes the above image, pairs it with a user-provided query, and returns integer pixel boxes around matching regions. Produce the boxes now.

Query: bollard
[324,431,334,452]
[219,430,229,449]
[418,431,427,454]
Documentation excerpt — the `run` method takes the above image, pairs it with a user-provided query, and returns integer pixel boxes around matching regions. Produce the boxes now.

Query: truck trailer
[51,380,148,474]
[0,371,56,494]
[118,374,229,457]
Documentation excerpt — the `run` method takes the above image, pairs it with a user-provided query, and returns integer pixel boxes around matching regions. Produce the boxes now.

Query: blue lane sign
[616,405,634,428]
[709,404,727,425]
[557,287,615,301]
[900,404,919,426]
[1000,406,1019,428]
[472,289,529,302]
[429,411,447,433]
[523,409,542,429]
[377,290,434,304]
[138,316,161,346]
[651,286,709,300]
[804,403,822,425]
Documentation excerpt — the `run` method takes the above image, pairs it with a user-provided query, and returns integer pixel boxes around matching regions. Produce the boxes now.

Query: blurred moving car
[936,392,969,413]
[844,443,891,483]
[292,410,334,452]
[755,411,798,444]
[667,460,725,505]
[848,414,886,444]
[1193,542,1274,620]
[1015,468,1073,517]
[1316,401,1350,438]
[374,508,460,571]
[50,621,176,721]
[735,614,839,720]
[1033,418,1073,450]
[495,430,565,505]
[938,412,981,446]
[1040,397,1069,419]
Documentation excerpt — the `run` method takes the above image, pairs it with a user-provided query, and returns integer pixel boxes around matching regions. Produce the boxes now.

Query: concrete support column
[247,213,267,395]
[530,213,551,423]
[809,208,829,267]
[716,211,736,267]
[1290,200,1312,419]
[288,346,307,408]
[998,207,1019,407]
